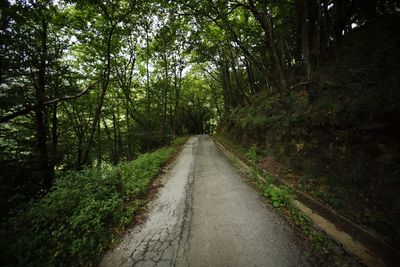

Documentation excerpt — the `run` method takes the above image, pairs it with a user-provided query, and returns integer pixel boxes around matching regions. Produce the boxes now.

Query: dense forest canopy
[1,0,399,234]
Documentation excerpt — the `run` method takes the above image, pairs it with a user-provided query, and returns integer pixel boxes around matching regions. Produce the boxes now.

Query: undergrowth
[0,137,187,267]
[249,147,328,251]
[216,135,328,251]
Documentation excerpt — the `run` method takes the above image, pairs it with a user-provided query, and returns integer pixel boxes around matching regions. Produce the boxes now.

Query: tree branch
[0,79,101,124]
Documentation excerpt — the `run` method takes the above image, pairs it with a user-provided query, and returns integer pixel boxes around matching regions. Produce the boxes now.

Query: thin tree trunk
[126,98,132,160]
[244,55,257,93]
[80,24,115,166]
[299,0,312,81]
[315,0,322,68]
[50,79,59,179]
[145,26,151,150]
[112,111,118,164]
[50,103,58,173]
[96,118,102,167]
[161,42,168,144]
[172,59,183,136]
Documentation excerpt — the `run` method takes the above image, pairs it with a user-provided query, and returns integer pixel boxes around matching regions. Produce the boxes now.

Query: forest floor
[100,135,317,267]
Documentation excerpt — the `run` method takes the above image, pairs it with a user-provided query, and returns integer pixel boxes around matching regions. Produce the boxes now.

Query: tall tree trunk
[126,98,132,160]
[112,111,118,164]
[172,59,182,137]
[315,0,322,68]
[219,60,231,111]
[80,24,115,166]
[160,42,168,144]
[298,0,312,81]
[248,0,285,91]
[145,25,151,150]
[243,55,257,94]
[50,103,58,174]
[35,18,53,191]
[50,80,59,180]
[77,137,83,169]
[117,108,122,161]
[96,118,102,167]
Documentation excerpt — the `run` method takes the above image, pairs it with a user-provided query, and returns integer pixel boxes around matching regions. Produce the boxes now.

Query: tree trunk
[112,111,118,164]
[80,24,115,166]
[35,18,53,192]
[96,118,102,167]
[315,0,322,68]
[247,0,285,91]
[50,103,58,174]
[160,42,169,144]
[219,60,231,112]
[298,0,312,81]
[145,25,151,150]
[126,98,132,160]
[243,55,257,94]
[172,58,182,137]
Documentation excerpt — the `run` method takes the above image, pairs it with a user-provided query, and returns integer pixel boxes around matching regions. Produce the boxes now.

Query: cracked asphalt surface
[100,135,314,267]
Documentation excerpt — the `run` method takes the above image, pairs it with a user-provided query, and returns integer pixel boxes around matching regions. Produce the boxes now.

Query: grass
[0,136,188,267]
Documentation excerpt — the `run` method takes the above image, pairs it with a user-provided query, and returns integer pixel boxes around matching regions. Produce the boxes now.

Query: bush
[0,137,187,267]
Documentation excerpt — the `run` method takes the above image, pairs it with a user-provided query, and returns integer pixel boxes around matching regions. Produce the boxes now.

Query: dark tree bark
[35,18,54,192]
[80,24,114,167]
[298,0,312,81]
[315,0,322,68]
[247,0,285,91]
[160,40,169,145]
[96,118,102,167]
[243,55,257,94]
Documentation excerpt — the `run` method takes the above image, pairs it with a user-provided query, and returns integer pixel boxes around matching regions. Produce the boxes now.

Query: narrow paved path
[101,135,314,267]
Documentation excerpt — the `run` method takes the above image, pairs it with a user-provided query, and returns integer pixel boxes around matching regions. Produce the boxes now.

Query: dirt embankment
[218,15,400,250]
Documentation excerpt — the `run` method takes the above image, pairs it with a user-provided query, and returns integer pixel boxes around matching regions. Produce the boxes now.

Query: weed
[216,135,328,252]
[263,184,293,208]
[246,145,259,181]
[288,205,327,251]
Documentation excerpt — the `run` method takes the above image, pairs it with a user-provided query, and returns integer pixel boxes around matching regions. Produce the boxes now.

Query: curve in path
[100,135,314,267]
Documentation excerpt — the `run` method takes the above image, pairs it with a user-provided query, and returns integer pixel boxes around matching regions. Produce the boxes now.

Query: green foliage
[219,15,400,248]
[215,134,328,251]
[244,145,292,208]
[0,137,187,267]
[263,184,293,208]
[245,146,325,249]
[288,205,327,251]
[246,145,259,181]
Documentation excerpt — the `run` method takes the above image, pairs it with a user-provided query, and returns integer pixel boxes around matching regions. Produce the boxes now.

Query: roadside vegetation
[1,0,399,265]
[247,145,327,250]
[218,138,328,250]
[0,137,187,267]
[216,14,400,248]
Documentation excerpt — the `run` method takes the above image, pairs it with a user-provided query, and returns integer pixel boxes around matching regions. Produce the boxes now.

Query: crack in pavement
[100,136,198,267]
[101,135,317,267]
